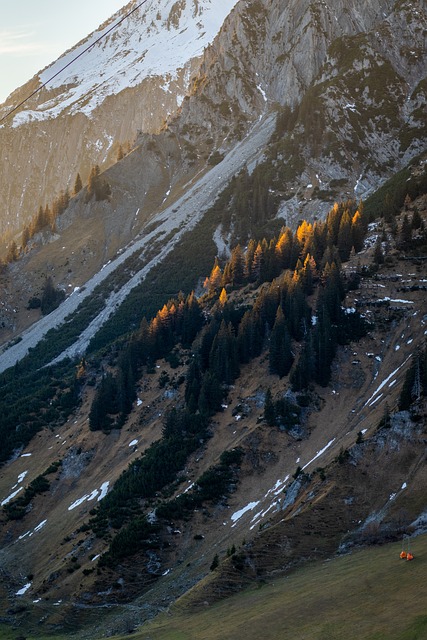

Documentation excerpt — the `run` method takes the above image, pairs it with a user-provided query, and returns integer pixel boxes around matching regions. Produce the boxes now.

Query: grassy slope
[1,537,426,640]
[126,535,427,640]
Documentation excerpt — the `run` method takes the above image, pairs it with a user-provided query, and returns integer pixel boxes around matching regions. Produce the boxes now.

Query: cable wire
[0,0,149,125]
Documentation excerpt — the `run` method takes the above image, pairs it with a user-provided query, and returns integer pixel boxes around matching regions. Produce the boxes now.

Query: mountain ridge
[0,2,426,636]
[0,188,426,636]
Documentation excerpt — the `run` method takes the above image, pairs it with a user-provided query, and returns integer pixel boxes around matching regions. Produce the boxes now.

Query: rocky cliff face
[0,0,239,236]
[0,0,425,269]
[176,0,425,209]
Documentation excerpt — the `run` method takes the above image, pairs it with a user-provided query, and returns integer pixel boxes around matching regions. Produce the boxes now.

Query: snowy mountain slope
[0,113,276,373]
[11,0,240,125]
[0,0,425,348]
[0,200,426,635]
[0,0,239,237]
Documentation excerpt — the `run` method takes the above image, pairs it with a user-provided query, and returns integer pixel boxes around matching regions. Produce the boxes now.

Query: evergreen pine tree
[21,226,30,250]
[73,173,83,196]
[373,238,384,265]
[251,242,264,283]
[351,210,365,253]
[399,214,412,247]
[209,321,239,385]
[6,240,19,262]
[412,208,422,230]
[264,388,276,426]
[337,209,352,262]
[275,227,293,270]
[230,244,245,286]
[269,306,293,377]
[244,239,257,281]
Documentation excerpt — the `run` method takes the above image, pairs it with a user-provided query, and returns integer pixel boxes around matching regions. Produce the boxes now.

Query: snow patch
[231,501,260,526]
[250,501,279,530]
[98,481,110,501]
[377,297,413,305]
[302,439,336,470]
[16,582,32,596]
[364,356,412,408]
[354,173,363,193]
[257,84,267,101]
[14,0,240,123]
[1,487,24,506]
[68,481,109,510]
[265,475,290,498]
[29,520,47,537]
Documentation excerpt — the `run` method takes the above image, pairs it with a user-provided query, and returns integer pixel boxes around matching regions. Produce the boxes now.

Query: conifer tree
[314,304,335,386]
[230,244,245,286]
[198,371,223,416]
[275,227,293,270]
[296,220,313,250]
[269,306,293,377]
[351,210,365,253]
[181,292,203,347]
[326,202,342,245]
[73,173,83,196]
[237,310,264,362]
[301,254,316,295]
[219,288,228,306]
[337,209,352,262]
[205,259,223,293]
[411,208,422,230]
[373,238,384,265]
[399,214,412,247]
[290,333,314,391]
[21,226,30,250]
[244,239,256,281]
[264,388,275,426]
[6,240,18,262]
[209,321,239,385]
[40,276,65,315]
[34,205,49,233]
[251,242,264,284]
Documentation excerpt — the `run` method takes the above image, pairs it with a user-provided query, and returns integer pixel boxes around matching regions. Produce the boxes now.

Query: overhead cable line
[0,0,149,125]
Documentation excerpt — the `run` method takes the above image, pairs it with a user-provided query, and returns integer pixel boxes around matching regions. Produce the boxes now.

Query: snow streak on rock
[12,0,239,125]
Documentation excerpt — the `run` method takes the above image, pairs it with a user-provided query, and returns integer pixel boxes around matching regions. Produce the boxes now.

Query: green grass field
[1,535,426,640]
[129,534,427,640]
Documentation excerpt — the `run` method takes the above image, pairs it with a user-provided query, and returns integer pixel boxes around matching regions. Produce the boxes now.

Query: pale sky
[0,0,127,104]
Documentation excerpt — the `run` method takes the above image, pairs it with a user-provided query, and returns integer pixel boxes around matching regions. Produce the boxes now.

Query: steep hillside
[131,536,427,640]
[0,0,239,236]
[0,0,425,347]
[0,0,425,246]
[0,191,426,637]
[0,2,426,637]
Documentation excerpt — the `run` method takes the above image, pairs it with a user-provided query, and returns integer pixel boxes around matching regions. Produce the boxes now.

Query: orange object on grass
[400,551,407,559]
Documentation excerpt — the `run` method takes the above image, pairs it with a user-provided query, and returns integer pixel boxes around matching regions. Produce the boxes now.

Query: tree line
[2,165,111,266]
[86,200,370,563]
